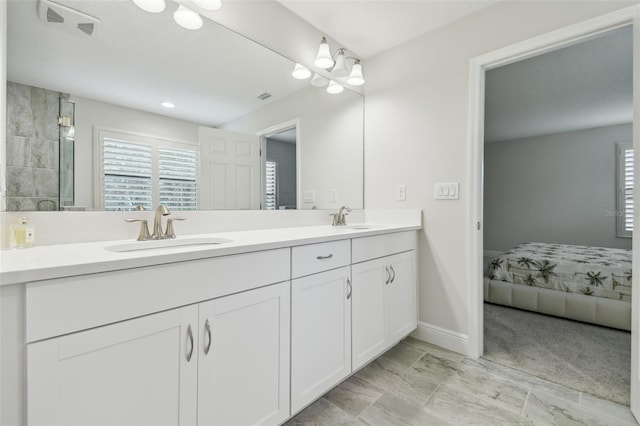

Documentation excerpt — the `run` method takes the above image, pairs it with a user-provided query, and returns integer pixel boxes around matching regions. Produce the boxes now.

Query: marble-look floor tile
[403,336,465,363]
[359,391,450,426]
[424,384,534,426]
[324,375,384,417]
[442,366,529,415]
[464,357,581,403]
[286,398,361,425]
[355,357,438,406]
[412,352,470,384]
[523,390,637,426]
[580,393,635,423]
[380,341,425,367]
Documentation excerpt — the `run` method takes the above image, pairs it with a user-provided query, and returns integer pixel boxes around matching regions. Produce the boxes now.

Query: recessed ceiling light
[132,0,166,13]
[161,101,175,108]
[173,5,203,30]
[193,0,222,11]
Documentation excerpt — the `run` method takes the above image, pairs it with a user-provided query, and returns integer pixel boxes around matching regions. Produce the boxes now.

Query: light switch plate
[330,189,338,203]
[434,183,459,200]
[303,190,316,203]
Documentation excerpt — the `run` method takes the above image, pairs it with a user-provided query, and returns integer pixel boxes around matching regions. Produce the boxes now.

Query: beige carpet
[483,302,630,406]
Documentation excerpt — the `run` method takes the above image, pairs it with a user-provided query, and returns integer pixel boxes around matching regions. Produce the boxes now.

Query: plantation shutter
[623,146,634,232]
[265,161,277,210]
[103,139,153,211]
[159,147,198,210]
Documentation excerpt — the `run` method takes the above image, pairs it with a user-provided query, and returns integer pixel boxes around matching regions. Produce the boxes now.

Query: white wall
[484,123,633,252]
[73,96,200,208]
[363,0,638,339]
[222,86,364,209]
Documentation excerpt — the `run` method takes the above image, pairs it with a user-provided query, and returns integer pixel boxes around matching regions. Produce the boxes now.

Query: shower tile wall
[6,81,64,211]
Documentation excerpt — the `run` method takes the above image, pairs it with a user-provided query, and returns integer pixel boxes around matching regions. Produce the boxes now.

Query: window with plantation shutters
[265,161,277,210]
[97,129,198,211]
[616,142,633,237]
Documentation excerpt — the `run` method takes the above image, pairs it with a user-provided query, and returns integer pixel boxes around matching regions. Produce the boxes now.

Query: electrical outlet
[396,185,406,201]
[303,190,316,203]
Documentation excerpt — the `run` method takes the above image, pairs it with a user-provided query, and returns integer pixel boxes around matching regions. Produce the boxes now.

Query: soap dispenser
[10,216,35,249]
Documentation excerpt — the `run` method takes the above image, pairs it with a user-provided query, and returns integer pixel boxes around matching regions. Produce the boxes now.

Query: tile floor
[286,337,637,425]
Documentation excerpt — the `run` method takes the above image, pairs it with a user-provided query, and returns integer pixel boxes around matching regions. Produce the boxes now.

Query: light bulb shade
[193,0,221,10]
[347,61,365,86]
[292,63,311,80]
[173,5,203,30]
[314,37,334,69]
[310,73,329,87]
[326,80,344,95]
[332,49,349,77]
[132,0,166,13]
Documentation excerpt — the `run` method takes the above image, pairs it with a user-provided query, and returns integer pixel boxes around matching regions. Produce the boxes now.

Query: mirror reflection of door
[263,128,297,210]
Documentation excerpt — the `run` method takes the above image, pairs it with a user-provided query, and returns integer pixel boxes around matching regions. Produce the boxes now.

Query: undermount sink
[106,237,233,253]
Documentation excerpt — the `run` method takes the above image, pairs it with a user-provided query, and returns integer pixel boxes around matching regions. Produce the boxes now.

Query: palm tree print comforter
[488,242,632,301]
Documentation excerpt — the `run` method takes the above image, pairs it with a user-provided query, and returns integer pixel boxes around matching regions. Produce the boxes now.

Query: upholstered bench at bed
[484,278,631,331]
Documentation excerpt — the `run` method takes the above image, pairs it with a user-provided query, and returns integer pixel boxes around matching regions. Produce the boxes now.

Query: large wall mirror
[5,0,364,212]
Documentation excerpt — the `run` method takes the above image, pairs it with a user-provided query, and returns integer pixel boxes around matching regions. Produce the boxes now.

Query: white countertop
[0,223,420,286]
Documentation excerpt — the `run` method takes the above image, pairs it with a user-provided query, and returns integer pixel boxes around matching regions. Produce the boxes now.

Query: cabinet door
[386,251,418,343]
[291,267,351,414]
[197,282,290,426]
[27,306,199,426]
[351,257,387,371]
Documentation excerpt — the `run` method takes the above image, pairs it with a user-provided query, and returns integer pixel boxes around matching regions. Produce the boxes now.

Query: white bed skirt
[484,278,631,331]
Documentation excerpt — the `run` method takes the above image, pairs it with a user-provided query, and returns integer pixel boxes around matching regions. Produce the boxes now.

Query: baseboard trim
[411,321,470,355]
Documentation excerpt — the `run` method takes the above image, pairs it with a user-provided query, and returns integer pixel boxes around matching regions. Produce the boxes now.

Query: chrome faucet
[151,204,170,239]
[331,206,352,226]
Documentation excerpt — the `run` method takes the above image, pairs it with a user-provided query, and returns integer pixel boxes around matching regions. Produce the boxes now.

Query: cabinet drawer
[26,248,290,343]
[352,231,416,264]
[292,240,350,278]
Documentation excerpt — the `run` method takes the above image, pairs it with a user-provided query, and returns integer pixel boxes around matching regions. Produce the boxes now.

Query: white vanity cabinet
[197,281,290,426]
[25,249,291,426]
[27,305,199,426]
[290,241,352,414]
[351,232,417,370]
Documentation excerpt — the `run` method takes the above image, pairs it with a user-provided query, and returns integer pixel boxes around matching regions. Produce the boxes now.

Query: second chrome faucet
[126,205,186,241]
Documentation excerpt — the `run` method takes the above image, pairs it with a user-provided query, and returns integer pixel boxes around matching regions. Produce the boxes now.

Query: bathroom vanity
[0,222,419,425]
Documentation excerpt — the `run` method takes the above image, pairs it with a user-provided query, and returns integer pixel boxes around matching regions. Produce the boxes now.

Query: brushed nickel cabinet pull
[385,266,391,284]
[390,265,396,283]
[186,324,194,362]
[347,278,352,300]
[204,319,212,355]
[316,254,333,260]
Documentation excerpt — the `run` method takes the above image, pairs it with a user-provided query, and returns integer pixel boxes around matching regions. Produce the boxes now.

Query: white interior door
[199,126,260,210]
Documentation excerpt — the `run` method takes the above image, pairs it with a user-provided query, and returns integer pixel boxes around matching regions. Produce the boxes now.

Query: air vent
[38,0,102,37]
[257,92,272,101]
[46,7,64,23]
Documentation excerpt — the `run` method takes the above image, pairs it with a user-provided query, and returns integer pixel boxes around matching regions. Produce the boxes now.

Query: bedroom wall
[363,0,638,348]
[484,123,633,253]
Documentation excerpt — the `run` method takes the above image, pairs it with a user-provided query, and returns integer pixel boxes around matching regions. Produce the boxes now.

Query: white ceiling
[484,26,633,143]
[7,0,308,127]
[277,0,500,59]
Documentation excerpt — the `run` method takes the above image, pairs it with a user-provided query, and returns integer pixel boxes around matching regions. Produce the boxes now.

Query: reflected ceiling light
[314,37,334,69]
[332,49,349,77]
[161,101,175,108]
[346,60,365,86]
[173,5,203,30]
[326,80,344,95]
[132,0,166,13]
[291,63,311,80]
[310,73,329,88]
[193,0,222,10]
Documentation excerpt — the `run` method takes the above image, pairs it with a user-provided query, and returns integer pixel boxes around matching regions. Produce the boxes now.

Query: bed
[484,242,632,330]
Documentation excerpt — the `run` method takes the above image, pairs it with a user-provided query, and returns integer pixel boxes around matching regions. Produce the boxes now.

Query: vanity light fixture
[326,80,344,95]
[312,37,365,86]
[132,0,166,13]
[161,101,175,108]
[193,0,221,10]
[292,63,311,80]
[173,5,203,30]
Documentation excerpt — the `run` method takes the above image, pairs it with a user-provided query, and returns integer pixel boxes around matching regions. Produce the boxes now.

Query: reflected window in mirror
[96,129,198,211]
